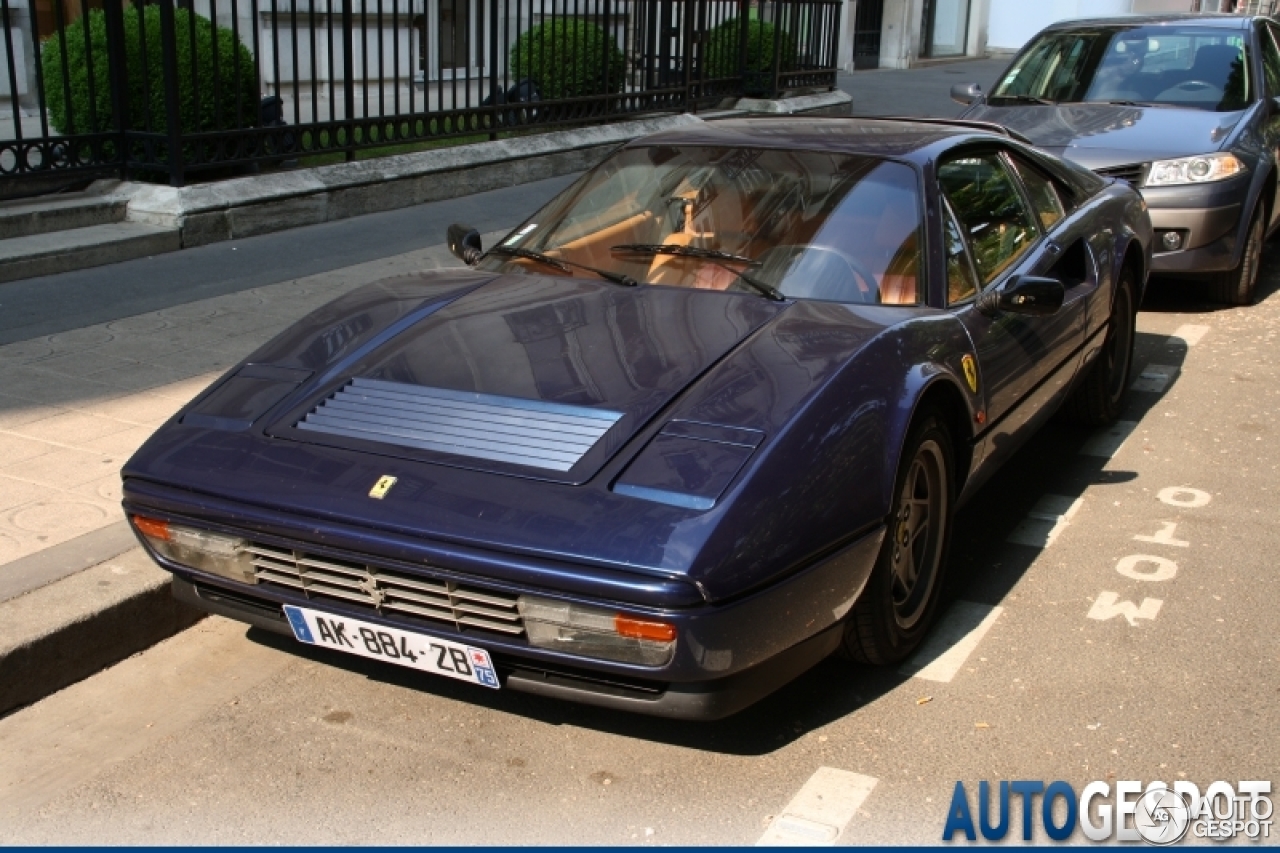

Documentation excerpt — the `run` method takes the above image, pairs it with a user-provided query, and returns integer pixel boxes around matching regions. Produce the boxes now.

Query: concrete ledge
[732,90,852,116]
[125,113,706,248]
[0,222,181,285]
[123,92,850,249]
[0,548,203,715]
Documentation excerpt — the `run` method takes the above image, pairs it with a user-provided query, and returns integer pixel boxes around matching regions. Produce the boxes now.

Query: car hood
[122,271,909,592]
[966,102,1247,165]
[257,272,786,484]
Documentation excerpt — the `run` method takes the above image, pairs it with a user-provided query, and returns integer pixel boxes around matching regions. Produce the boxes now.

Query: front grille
[249,542,524,636]
[1094,163,1147,186]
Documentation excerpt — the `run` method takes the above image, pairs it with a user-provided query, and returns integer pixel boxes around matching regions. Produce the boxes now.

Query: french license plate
[282,604,500,689]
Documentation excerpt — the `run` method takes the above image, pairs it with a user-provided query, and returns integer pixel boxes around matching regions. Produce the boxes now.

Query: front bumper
[175,577,847,719]
[135,497,882,720]
[1142,175,1251,275]
[1147,203,1241,274]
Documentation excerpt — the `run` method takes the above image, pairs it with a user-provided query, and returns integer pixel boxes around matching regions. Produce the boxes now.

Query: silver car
[953,14,1277,304]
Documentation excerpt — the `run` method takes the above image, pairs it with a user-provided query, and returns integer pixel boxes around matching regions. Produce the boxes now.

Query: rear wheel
[1210,206,1264,306]
[1063,267,1136,426]
[842,412,953,665]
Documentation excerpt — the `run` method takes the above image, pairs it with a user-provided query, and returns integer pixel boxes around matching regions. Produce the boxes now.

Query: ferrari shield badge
[961,354,979,394]
[369,475,398,499]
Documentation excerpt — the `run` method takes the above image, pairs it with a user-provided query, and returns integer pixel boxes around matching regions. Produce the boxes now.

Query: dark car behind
[953,14,1279,304]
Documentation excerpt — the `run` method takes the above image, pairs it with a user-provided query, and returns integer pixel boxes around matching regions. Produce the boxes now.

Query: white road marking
[1115,554,1179,582]
[1087,592,1163,626]
[900,601,1003,683]
[1157,486,1212,508]
[757,767,877,846]
[1079,420,1138,459]
[1170,324,1210,347]
[1131,364,1179,393]
[1134,521,1189,548]
[1005,494,1084,548]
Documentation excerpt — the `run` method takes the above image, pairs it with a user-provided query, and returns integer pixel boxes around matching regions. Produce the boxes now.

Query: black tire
[1062,267,1136,426]
[1210,206,1264,306]
[842,411,953,665]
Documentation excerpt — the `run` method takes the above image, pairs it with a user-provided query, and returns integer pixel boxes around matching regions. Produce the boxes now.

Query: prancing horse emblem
[369,475,397,499]
[961,354,979,394]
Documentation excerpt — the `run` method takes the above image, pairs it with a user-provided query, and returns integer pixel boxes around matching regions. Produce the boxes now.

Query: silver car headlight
[517,595,676,666]
[1145,152,1246,187]
[132,515,256,584]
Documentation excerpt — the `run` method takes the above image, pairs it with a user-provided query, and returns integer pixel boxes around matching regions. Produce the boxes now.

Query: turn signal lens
[614,615,676,643]
[132,515,170,541]
[517,595,677,666]
[131,515,255,585]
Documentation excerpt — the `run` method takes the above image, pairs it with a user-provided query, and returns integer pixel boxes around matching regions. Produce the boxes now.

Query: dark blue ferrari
[122,117,1152,720]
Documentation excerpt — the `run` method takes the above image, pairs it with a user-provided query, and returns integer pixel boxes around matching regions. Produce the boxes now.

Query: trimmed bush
[42,6,257,137]
[510,19,625,101]
[704,18,797,96]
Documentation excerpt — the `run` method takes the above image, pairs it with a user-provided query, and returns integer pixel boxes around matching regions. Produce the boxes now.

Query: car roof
[1042,12,1254,31]
[626,117,1010,162]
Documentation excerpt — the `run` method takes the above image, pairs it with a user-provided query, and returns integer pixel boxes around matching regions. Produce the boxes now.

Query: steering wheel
[1156,79,1222,100]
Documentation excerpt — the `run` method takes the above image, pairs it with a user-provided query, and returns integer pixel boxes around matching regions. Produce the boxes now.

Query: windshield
[991,25,1250,111]
[478,146,923,305]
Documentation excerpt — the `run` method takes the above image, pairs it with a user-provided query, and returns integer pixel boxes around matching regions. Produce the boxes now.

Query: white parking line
[1079,420,1138,459]
[1131,364,1179,393]
[757,767,878,846]
[1170,324,1210,347]
[1005,494,1085,548]
[900,601,1003,683]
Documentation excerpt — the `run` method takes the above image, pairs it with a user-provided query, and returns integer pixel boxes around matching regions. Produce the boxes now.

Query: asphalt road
[0,173,579,346]
[1,245,1277,843]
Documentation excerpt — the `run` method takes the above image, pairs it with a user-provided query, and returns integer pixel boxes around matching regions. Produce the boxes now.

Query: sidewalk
[0,237,483,580]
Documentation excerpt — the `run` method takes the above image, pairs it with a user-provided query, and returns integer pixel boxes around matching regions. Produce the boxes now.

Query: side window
[1263,25,1280,97]
[944,202,979,305]
[1009,156,1066,231]
[938,153,1038,287]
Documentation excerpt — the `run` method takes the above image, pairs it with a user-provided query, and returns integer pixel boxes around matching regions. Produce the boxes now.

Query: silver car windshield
[992,26,1250,112]
[479,146,923,305]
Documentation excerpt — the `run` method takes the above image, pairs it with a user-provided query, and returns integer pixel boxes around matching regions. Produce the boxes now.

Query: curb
[0,548,203,716]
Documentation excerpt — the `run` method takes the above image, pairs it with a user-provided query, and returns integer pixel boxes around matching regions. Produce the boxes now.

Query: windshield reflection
[477,147,924,306]
[992,25,1250,112]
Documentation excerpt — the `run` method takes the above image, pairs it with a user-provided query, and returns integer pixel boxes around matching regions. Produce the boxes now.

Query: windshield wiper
[990,94,1056,105]
[487,245,637,287]
[1088,99,1174,108]
[612,243,756,265]
[611,243,785,301]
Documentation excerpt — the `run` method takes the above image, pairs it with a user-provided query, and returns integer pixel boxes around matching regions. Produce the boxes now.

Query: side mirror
[950,83,984,106]
[448,224,483,265]
[976,275,1065,317]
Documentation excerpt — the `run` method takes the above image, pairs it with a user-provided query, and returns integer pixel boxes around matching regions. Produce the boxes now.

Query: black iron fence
[0,0,840,189]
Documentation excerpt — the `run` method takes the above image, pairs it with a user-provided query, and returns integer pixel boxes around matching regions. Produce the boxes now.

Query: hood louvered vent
[296,378,622,472]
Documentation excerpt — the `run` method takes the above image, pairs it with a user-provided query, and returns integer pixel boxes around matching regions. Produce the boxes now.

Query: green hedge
[510,19,625,100]
[42,6,257,137]
[704,19,797,96]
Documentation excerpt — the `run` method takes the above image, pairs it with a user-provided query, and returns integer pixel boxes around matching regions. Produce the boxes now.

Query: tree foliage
[510,19,625,100]
[704,18,797,96]
[41,6,257,136]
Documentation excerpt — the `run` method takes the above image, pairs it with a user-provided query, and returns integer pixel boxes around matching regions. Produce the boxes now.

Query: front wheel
[1063,267,1136,426]
[842,412,953,665]
[1210,206,1264,306]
